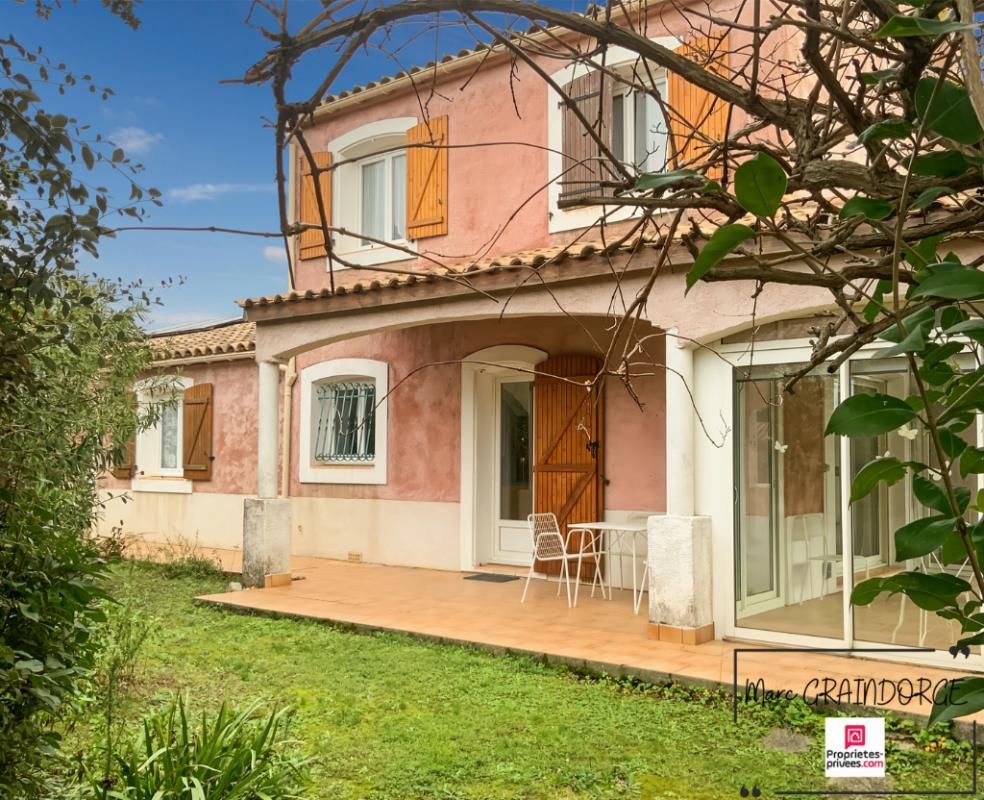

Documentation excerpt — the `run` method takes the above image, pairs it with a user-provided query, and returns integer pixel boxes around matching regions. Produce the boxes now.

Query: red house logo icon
[844,725,866,748]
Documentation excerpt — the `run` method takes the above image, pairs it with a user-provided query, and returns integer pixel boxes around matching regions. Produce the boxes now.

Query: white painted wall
[291,496,461,570]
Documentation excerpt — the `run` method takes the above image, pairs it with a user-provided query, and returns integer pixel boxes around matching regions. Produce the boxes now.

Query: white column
[257,359,280,499]
[243,358,291,587]
[664,329,695,516]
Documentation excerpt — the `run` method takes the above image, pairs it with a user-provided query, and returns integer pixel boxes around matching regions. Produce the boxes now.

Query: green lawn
[69,562,978,799]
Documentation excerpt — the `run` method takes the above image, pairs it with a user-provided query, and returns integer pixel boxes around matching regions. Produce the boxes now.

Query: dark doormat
[463,572,520,583]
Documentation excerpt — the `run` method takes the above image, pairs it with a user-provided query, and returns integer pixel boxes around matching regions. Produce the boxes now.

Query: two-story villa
[98,6,977,670]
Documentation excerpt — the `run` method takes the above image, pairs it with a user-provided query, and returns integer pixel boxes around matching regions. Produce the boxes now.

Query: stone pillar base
[647,514,714,633]
[242,497,291,588]
[647,622,715,646]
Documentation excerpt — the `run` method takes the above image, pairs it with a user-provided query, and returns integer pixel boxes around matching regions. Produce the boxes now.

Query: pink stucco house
[97,6,975,669]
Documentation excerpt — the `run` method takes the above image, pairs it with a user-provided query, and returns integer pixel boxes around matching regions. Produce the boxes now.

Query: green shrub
[91,698,310,800]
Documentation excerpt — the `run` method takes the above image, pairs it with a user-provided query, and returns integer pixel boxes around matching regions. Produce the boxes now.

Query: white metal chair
[522,513,604,607]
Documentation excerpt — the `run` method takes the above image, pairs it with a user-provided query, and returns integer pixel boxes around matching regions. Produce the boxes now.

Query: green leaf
[879,318,929,356]
[911,186,954,211]
[875,15,975,37]
[910,151,970,178]
[939,428,969,459]
[960,446,984,477]
[913,473,951,514]
[930,677,984,725]
[858,118,914,144]
[734,153,787,217]
[851,577,886,606]
[851,456,908,503]
[911,265,984,300]
[895,515,956,560]
[915,78,984,145]
[686,224,756,293]
[861,68,899,85]
[878,305,935,343]
[944,319,984,336]
[840,196,893,221]
[825,392,916,436]
[634,169,703,192]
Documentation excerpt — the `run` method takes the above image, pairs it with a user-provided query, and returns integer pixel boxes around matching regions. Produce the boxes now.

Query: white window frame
[546,40,679,234]
[132,375,193,494]
[326,118,418,268]
[299,358,388,485]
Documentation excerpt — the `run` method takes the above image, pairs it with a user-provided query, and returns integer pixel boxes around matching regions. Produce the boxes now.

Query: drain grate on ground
[463,573,520,583]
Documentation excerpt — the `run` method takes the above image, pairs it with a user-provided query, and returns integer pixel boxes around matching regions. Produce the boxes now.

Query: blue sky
[8,0,559,330]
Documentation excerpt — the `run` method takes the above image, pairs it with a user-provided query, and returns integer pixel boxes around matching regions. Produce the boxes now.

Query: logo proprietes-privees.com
[824,718,886,778]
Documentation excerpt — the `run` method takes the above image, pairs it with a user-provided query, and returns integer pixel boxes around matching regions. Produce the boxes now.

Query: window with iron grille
[314,380,376,462]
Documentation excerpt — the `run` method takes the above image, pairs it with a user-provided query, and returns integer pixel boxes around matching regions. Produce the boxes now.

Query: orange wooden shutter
[533,355,605,580]
[112,391,137,479]
[112,436,136,480]
[667,34,729,179]
[182,383,213,481]
[298,151,332,259]
[558,71,613,207]
[406,115,448,240]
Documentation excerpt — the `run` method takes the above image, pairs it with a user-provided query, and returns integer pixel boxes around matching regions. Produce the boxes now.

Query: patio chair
[522,513,602,607]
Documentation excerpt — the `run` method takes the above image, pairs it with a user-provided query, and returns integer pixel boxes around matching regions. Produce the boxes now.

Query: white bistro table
[568,520,649,614]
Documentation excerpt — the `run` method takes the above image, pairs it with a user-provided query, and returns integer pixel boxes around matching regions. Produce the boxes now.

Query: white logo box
[824,717,886,778]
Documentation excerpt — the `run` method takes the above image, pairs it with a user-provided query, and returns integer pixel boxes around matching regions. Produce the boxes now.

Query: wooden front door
[533,355,604,578]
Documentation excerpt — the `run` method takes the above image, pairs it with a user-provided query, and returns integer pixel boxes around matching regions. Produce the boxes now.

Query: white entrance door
[492,377,534,565]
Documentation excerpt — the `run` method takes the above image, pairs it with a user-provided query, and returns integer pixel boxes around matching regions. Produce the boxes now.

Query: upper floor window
[297,116,449,268]
[360,151,406,245]
[547,36,727,233]
[557,69,668,208]
[611,82,668,174]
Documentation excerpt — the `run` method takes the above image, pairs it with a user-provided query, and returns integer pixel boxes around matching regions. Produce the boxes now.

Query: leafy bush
[0,13,157,794]
[91,698,311,800]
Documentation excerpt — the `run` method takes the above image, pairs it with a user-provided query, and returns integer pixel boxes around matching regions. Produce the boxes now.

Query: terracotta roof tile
[239,237,661,310]
[150,320,255,362]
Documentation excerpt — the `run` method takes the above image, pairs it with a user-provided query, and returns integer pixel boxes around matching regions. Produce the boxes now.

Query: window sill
[132,477,193,494]
[333,242,416,267]
[299,462,386,486]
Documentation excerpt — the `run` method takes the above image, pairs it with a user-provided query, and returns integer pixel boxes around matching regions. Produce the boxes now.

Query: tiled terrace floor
[191,552,984,728]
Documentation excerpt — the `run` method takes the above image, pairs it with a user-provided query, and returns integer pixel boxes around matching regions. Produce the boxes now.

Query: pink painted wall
[290,316,667,513]
[291,0,778,294]
[103,318,666,513]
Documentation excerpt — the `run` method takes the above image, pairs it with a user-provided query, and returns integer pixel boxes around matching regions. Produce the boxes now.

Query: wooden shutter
[533,355,605,580]
[406,115,449,239]
[558,71,613,207]
[112,391,137,479]
[298,151,332,260]
[182,383,213,481]
[112,436,136,480]
[667,34,730,179]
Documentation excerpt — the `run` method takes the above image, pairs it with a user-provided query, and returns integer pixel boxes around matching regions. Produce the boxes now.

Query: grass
[66,561,979,799]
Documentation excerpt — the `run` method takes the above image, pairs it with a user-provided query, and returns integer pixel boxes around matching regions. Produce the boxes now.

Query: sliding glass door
[735,366,843,640]
[735,355,982,656]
